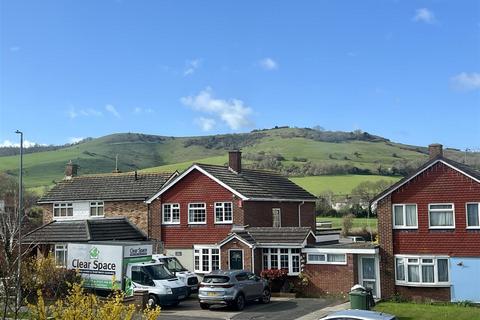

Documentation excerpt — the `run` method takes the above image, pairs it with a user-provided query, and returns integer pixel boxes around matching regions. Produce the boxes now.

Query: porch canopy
[23,217,147,244]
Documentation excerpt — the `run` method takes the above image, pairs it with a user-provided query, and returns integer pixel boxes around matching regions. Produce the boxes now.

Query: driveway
[158,295,342,320]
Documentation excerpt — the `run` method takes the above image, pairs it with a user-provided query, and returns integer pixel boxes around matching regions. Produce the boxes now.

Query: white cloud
[195,117,216,131]
[133,107,154,114]
[69,137,84,144]
[258,58,278,71]
[180,88,253,130]
[105,104,120,118]
[0,140,44,148]
[183,59,201,76]
[451,72,480,92]
[413,8,436,24]
[68,107,102,119]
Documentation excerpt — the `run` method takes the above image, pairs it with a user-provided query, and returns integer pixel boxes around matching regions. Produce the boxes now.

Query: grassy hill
[0,127,477,194]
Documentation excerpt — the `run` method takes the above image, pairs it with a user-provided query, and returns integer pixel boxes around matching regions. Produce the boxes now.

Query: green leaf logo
[90,247,100,259]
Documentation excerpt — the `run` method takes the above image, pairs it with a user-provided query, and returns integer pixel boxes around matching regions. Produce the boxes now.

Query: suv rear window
[202,276,230,283]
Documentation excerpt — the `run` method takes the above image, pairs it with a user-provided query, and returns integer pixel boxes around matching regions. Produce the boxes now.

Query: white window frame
[392,204,418,229]
[466,202,480,229]
[214,202,233,224]
[395,255,450,287]
[54,243,68,267]
[89,201,104,217]
[188,203,207,224]
[53,202,73,218]
[193,246,220,273]
[162,203,180,225]
[262,248,301,275]
[428,203,455,229]
[306,252,347,265]
[272,208,281,227]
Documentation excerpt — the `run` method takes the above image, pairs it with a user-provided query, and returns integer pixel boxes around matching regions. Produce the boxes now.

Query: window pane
[202,249,209,272]
[438,259,449,282]
[224,203,232,221]
[430,211,454,227]
[292,255,300,273]
[280,253,289,269]
[327,254,346,263]
[395,258,405,281]
[97,206,103,216]
[215,205,223,222]
[212,252,220,271]
[263,254,268,269]
[308,254,325,262]
[405,205,417,226]
[422,265,434,283]
[90,207,96,216]
[430,204,453,210]
[408,265,420,282]
[467,204,479,227]
[271,254,278,269]
[394,205,404,226]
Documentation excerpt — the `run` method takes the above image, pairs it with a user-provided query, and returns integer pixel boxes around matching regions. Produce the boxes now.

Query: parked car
[198,270,271,311]
[152,254,199,295]
[321,309,398,320]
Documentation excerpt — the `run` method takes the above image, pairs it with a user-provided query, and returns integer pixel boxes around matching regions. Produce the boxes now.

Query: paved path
[158,296,346,320]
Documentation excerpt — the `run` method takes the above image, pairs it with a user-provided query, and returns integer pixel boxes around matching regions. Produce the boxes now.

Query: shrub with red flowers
[260,269,288,292]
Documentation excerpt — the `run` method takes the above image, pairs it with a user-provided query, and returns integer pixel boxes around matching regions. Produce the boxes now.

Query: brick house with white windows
[371,144,480,302]
[25,163,178,265]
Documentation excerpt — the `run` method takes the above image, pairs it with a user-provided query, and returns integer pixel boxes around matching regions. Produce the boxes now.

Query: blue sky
[1,0,479,149]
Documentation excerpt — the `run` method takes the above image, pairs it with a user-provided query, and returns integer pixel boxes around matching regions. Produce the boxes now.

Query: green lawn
[316,215,378,230]
[374,302,480,320]
[291,175,401,196]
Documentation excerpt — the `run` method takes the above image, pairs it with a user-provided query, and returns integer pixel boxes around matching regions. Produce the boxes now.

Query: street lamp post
[15,130,23,310]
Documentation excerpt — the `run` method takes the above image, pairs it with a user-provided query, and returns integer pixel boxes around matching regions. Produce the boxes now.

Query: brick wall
[243,201,315,229]
[41,204,53,224]
[396,286,451,302]
[150,169,239,248]
[220,239,252,271]
[303,254,356,296]
[377,195,396,299]
[104,200,148,234]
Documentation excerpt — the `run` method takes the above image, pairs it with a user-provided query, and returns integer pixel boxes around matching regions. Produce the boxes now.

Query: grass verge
[374,301,480,320]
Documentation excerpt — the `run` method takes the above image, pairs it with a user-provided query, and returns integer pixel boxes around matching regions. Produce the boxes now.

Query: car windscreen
[162,257,188,272]
[202,275,230,284]
[142,264,175,280]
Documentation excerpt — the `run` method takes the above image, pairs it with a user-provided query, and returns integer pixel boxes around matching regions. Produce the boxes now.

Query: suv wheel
[148,294,158,308]
[234,294,245,311]
[200,303,209,310]
[259,288,271,304]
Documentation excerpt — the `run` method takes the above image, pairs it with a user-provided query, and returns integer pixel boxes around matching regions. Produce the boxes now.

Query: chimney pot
[228,150,242,173]
[64,160,78,180]
[428,143,443,160]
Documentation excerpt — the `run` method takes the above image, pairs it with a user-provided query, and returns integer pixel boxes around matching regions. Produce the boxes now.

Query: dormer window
[53,203,73,218]
[90,201,104,217]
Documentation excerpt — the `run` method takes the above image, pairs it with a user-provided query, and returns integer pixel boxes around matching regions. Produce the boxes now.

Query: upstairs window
[466,203,480,228]
[162,203,180,224]
[272,208,281,227]
[215,202,233,223]
[188,203,206,224]
[53,203,73,218]
[393,204,418,229]
[90,201,104,217]
[429,204,455,229]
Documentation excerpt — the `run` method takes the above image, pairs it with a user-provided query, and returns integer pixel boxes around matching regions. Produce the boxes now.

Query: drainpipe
[251,247,255,273]
[298,201,305,227]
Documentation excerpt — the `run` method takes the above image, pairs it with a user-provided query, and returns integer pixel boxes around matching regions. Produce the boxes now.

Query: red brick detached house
[371,144,480,302]
[146,150,318,274]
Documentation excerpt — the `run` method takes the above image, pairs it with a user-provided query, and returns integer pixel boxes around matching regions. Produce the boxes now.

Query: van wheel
[234,294,245,311]
[200,303,209,310]
[148,294,158,308]
[259,288,271,304]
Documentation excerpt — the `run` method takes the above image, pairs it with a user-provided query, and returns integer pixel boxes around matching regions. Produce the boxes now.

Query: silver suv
[198,270,271,311]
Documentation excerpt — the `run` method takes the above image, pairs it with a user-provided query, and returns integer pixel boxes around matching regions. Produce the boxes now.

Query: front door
[359,255,378,297]
[229,250,243,270]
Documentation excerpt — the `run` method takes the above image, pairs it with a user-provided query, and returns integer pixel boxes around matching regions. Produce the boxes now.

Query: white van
[152,254,199,295]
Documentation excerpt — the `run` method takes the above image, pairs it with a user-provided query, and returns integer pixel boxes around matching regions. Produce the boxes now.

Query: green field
[291,175,401,196]
[374,302,480,320]
[316,216,378,230]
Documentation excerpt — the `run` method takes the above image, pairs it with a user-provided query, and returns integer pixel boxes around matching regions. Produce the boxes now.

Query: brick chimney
[428,143,443,160]
[228,150,242,173]
[64,160,78,180]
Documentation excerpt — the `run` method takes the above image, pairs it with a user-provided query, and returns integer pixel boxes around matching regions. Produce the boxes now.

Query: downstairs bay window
[194,247,220,273]
[395,255,449,286]
[262,248,301,275]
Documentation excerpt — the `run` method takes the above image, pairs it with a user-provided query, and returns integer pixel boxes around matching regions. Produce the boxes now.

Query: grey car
[321,309,398,320]
[198,270,271,311]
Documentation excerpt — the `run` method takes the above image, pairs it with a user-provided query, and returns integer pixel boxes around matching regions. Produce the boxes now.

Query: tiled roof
[39,172,176,203]
[23,217,147,243]
[370,156,480,207]
[306,241,379,250]
[227,227,313,246]
[196,164,316,200]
